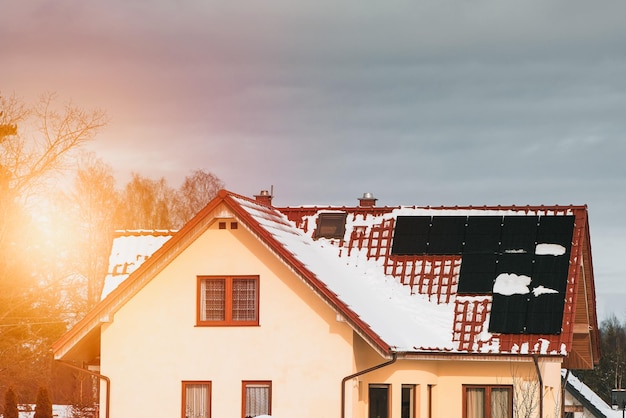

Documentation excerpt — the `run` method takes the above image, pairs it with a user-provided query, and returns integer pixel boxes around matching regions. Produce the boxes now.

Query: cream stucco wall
[100,211,356,418]
[350,335,564,418]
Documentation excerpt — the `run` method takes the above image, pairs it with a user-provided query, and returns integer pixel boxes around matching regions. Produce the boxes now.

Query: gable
[105,215,354,342]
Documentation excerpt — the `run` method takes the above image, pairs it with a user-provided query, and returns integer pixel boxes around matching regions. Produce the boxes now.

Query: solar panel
[496,253,534,277]
[389,214,573,335]
[463,216,502,254]
[428,216,466,254]
[525,292,565,334]
[488,294,529,334]
[536,216,575,251]
[532,256,570,293]
[391,216,430,255]
[500,216,538,254]
[458,254,497,294]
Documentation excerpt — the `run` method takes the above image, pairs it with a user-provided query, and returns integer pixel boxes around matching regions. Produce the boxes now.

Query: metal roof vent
[358,192,377,207]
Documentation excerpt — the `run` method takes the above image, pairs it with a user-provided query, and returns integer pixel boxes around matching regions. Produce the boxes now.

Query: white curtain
[201,279,225,321]
[466,388,485,418]
[245,384,270,418]
[490,388,511,418]
[232,278,257,321]
[185,384,209,418]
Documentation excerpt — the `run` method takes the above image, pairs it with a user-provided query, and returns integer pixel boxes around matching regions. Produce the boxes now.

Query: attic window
[197,276,259,326]
[314,212,347,240]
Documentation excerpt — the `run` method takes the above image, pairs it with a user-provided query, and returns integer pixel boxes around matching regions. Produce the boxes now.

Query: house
[100,229,175,299]
[52,189,600,418]
[562,371,622,418]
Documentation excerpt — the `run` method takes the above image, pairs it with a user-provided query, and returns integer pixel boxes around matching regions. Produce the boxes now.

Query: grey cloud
[3,0,626,314]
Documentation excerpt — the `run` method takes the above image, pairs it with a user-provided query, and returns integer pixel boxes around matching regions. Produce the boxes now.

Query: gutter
[341,353,397,418]
[56,360,110,418]
[533,355,543,418]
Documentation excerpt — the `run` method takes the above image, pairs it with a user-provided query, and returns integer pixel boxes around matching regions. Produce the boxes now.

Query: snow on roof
[564,371,622,417]
[95,193,589,357]
[101,230,175,299]
[235,197,586,355]
[236,197,456,351]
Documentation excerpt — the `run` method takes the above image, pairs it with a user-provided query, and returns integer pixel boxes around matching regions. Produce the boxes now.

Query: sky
[2,0,625,320]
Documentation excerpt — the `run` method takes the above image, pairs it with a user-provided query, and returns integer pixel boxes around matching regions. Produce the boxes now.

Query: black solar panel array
[391,215,575,334]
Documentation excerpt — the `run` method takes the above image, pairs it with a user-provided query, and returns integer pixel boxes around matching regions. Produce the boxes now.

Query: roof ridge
[278,204,587,211]
[114,229,178,236]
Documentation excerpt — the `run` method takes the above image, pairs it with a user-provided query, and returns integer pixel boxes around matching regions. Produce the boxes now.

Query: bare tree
[65,153,118,307]
[0,92,107,402]
[115,173,177,230]
[504,364,568,418]
[173,169,224,228]
[0,93,107,199]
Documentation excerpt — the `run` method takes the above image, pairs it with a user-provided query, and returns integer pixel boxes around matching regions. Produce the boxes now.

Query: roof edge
[221,191,394,356]
[53,190,233,358]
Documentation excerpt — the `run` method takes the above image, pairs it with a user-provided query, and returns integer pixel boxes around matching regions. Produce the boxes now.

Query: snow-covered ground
[13,405,73,418]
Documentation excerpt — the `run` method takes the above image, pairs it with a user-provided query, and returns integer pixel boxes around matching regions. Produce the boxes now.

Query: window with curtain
[243,381,271,418]
[197,276,259,326]
[464,385,512,418]
[182,381,210,418]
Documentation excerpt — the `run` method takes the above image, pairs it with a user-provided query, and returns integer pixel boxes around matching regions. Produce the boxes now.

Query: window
[401,384,416,418]
[197,276,259,326]
[464,385,512,418]
[427,384,434,418]
[242,381,271,418]
[369,384,390,418]
[314,212,347,239]
[182,381,211,418]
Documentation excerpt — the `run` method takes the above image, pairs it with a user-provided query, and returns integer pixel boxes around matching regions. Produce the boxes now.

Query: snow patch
[532,285,558,297]
[535,338,550,354]
[535,243,566,256]
[493,273,531,295]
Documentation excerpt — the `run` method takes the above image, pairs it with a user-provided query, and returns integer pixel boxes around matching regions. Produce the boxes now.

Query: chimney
[254,189,273,206]
[358,192,377,207]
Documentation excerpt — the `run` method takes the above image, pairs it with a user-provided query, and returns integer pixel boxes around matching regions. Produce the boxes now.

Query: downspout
[56,360,110,418]
[533,355,544,418]
[562,369,569,418]
[341,353,398,418]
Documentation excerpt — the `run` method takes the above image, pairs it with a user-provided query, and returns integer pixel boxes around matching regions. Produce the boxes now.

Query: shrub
[4,386,18,418]
[34,387,52,418]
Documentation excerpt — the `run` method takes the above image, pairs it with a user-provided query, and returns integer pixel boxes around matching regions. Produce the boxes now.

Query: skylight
[314,212,348,240]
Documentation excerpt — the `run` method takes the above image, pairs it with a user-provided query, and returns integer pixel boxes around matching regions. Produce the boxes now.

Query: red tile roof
[53,190,600,369]
[271,199,599,366]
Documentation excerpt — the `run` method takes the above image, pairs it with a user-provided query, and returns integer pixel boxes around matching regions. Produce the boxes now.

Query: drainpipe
[562,369,569,418]
[533,355,543,418]
[341,353,398,418]
[57,360,110,418]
